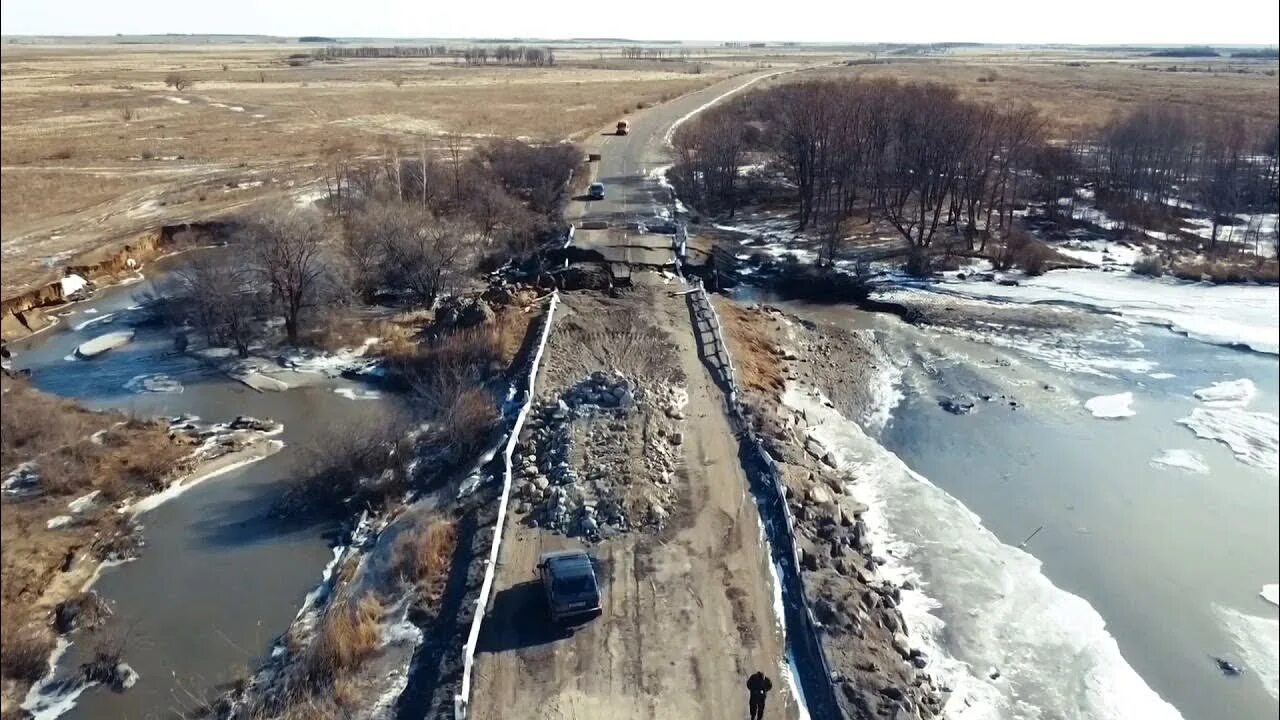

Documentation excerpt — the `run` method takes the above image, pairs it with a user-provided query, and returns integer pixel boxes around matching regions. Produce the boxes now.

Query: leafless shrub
[994,226,1034,271]
[279,413,409,518]
[164,72,192,92]
[380,218,472,306]
[119,106,135,122]
[1132,253,1166,277]
[79,626,128,685]
[0,618,53,685]
[1016,239,1053,276]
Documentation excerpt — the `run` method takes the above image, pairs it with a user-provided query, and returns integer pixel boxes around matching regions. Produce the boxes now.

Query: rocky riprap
[511,371,685,540]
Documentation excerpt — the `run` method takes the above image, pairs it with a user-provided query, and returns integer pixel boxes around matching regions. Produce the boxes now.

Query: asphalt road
[569,70,786,269]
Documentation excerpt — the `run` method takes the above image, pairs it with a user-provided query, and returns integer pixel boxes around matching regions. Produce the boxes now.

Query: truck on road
[616,120,630,136]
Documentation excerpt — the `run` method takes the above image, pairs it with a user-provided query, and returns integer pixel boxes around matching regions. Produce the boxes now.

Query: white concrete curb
[453,291,560,719]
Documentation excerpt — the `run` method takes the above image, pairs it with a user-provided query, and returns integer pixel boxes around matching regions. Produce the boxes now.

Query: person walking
[746,670,772,720]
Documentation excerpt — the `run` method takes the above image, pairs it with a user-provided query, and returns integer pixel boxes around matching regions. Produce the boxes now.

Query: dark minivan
[537,549,602,624]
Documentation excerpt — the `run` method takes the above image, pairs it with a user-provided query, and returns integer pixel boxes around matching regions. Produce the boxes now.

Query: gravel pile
[512,371,685,540]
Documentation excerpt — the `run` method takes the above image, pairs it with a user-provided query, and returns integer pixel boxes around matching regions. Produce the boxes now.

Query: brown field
[805,55,1279,134]
[1,42,796,296]
[3,42,1274,298]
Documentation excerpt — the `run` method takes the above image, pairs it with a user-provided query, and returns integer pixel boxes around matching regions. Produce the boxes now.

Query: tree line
[313,45,451,59]
[308,45,556,66]
[461,46,555,66]
[671,77,1279,271]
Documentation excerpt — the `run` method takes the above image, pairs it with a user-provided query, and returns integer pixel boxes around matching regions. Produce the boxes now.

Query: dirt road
[467,70,808,720]
[468,281,800,720]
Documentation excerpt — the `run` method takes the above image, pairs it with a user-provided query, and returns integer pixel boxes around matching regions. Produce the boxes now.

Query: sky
[2,0,1278,46]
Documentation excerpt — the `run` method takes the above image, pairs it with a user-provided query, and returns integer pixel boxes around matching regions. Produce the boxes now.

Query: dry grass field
[1,41,794,296]
[808,54,1279,134]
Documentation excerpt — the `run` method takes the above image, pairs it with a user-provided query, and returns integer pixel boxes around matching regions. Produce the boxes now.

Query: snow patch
[935,271,1280,355]
[58,274,87,297]
[164,96,190,104]
[67,490,100,514]
[127,439,284,515]
[1262,584,1279,608]
[1085,392,1135,419]
[46,515,73,529]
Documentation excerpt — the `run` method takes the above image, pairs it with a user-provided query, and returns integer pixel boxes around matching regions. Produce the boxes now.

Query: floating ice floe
[1178,407,1279,472]
[1215,604,1279,702]
[1180,380,1279,472]
[1085,392,1135,419]
[1149,449,1209,474]
[1192,378,1257,408]
[333,387,382,401]
[123,373,184,394]
[74,330,135,359]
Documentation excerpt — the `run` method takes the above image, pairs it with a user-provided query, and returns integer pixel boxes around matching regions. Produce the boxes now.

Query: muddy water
[783,299,1279,720]
[11,259,403,720]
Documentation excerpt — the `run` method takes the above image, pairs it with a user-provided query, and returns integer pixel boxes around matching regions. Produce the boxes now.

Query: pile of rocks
[512,372,684,540]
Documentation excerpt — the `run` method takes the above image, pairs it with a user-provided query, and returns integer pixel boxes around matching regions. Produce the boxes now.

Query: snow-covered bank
[784,384,1185,720]
[927,270,1279,355]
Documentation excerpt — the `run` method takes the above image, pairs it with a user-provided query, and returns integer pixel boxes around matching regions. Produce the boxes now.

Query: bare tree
[249,210,332,343]
[381,218,471,306]
[880,84,970,253]
[1198,116,1249,251]
[445,131,468,204]
[321,140,357,219]
[166,253,263,356]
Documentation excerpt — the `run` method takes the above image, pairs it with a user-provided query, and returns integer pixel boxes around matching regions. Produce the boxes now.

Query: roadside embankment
[711,298,947,720]
[220,285,554,720]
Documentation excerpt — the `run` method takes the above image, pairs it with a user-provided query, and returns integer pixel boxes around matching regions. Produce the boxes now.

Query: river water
[781,276,1279,720]
[10,257,400,720]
